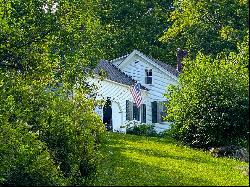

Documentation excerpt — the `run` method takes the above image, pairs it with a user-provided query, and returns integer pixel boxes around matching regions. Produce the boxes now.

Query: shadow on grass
[92,133,219,186]
[108,133,243,166]
[120,142,222,166]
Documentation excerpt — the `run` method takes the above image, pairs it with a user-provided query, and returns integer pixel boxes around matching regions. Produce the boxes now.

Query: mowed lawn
[92,132,249,186]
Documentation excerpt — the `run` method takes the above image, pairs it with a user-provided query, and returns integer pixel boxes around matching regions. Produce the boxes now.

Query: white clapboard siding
[90,49,179,132]
[112,50,178,129]
[117,54,177,102]
[88,77,149,132]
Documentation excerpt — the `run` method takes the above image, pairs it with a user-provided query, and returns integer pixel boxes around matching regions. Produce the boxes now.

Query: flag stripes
[130,82,142,108]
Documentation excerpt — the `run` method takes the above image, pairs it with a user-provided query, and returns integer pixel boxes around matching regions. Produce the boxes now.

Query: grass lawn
[92,132,249,186]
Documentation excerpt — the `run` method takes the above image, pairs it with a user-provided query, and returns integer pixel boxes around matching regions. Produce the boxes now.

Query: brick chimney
[176,48,188,72]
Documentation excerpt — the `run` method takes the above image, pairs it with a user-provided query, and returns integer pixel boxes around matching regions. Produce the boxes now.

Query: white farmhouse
[88,49,179,133]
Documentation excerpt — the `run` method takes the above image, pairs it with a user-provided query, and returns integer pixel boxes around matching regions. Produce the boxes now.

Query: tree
[0,124,64,185]
[0,0,105,185]
[164,37,249,148]
[97,0,179,65]
[159,0,249,60]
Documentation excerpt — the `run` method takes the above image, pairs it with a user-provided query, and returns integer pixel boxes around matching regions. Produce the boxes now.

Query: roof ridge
[110,53,130,62]
[132,49,179,77]
[108,61,148,89]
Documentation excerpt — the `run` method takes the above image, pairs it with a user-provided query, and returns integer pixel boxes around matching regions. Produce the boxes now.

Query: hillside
[92,133,249,186]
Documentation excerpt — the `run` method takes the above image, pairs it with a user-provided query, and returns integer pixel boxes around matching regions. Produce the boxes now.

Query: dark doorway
[103,98,112,131]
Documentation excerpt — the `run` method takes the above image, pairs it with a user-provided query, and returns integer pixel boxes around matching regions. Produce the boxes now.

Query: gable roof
[150,58,179,77]
[94,60,148,90]
[110,53,130,63]
[114,49,179,79]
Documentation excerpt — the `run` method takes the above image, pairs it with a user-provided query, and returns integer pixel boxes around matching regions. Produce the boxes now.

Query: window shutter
[126,100,133,120]
[151,101,157,123]
[141,104,146,123]
[133,104,136,120]
[133,103,140,121]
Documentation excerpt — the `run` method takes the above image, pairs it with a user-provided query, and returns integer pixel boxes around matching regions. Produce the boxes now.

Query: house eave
[92,75,149,91]
[116,49,179,82]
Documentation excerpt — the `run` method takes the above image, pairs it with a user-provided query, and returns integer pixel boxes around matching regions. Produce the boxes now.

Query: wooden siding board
[112,54,177,124]
[90,78,151,125]
[91,50,178,127]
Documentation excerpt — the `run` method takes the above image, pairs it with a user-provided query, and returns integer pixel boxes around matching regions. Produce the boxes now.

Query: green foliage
[97,0,179,65]
[37,92,105,184]
[0,0,106,185]
[0,124,64,186]
[122,120,158,137]
[0,70,106,185]
[157,128,173,138]
[160,0,249,59]
[93,133,249,186]
[164,47,249,148]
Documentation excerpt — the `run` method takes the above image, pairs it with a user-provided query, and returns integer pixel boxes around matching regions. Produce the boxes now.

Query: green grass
[92,132,249,186]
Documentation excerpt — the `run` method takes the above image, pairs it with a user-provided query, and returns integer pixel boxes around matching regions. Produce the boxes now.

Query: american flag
[130,82,142,108]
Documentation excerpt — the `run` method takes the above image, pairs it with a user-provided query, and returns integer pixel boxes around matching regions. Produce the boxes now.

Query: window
[151,101,168,123]
[127,100,146,123]
[160,101,168,122]
[145,69,152,84]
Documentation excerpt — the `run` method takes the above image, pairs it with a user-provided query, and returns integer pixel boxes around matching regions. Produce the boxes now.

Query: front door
[103,98,112,131]
[112,102,122,132]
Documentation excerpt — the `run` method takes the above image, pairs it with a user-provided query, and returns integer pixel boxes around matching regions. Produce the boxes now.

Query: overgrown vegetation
[92,133,249,186]
[162,0,249,149]
[0,0,105,185]
[164,38,249,148]
[122,120,158,137]
[0,124,64,186]
[0,0,249,185]
[160,0,249,60]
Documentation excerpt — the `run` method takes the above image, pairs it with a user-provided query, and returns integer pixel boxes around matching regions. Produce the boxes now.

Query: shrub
[165,47,249,148]
[0,74,106,185]
[0,1,105,185]
[157,129,173,138]
[37,93,105,185]
[122,120,158,137]
[0,124,64,186]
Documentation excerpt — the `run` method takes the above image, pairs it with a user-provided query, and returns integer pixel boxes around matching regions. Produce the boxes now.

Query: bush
[157,129,172,138]
[0,1,105,185]
[0,74,106,185]
[165,48,249,148]
[37,93,105,185]
[0,124,64,186]
[122,120,158,137]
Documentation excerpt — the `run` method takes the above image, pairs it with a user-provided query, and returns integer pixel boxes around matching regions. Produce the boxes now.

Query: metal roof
[94,60,148,90]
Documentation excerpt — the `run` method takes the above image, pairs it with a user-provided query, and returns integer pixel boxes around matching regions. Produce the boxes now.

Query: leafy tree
[164,37,249,148]
[97,0,179,65]
[159,0,249,60]
[0,123,64,185]
[0,0,105,185]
